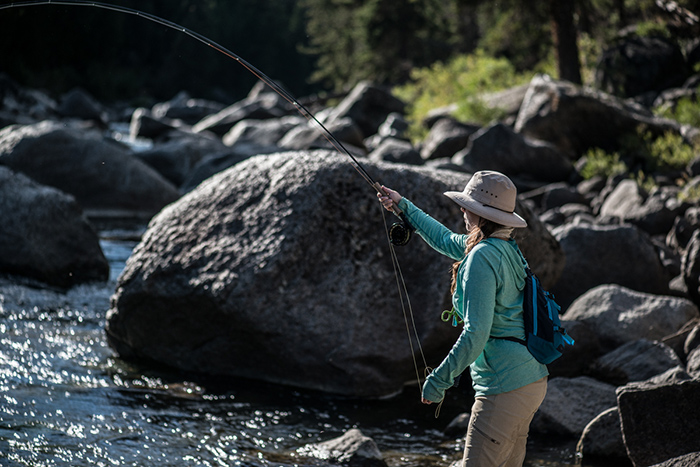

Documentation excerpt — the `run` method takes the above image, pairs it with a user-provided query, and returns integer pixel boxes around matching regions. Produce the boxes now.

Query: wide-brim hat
[444,170,527,228]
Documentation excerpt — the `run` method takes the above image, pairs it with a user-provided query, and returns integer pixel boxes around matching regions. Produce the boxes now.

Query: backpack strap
[493,335,526,346]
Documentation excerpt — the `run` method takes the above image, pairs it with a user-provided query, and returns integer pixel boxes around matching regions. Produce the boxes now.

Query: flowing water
[0,230,585,467]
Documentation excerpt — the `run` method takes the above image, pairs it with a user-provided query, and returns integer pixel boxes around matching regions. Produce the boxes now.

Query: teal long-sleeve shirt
[397,198,548,400]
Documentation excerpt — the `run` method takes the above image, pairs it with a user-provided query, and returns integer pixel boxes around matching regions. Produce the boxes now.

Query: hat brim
[444,191,527,228]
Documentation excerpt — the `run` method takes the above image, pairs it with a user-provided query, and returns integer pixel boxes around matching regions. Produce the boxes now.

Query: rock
[136,131,227,186]
[547,319,602,378]
[105,151,562,397]
[0,166,108,288]
[688,347,700,376]
[297,429,386,467]
[444,412,470,438]
[452,123,573,183]
[595,35,689,99]
[681,230,700,306]
[563,285,699,350]
[551,224,671,309]
[0,121,180,216]
[129,107,179,140]
[531,376,618,439]
[180,150,260,193]
[617,378,700,467]
[685,323,700,355]
[193,93,290,136]
[151,91,226,125]
[576,407,629,462]
[649,452,700,467]
[599,180,683,236]
[222,116,303,149]
[591,339,683,386]
[57,87,104,122]
[326,81,406,138]
[666,207,700,251]
[377,112,409,139]
[279,117,366,153]
[514,75,695,158]
[420,118,479,161]
[539,183,588,212]
[368,138,422,165]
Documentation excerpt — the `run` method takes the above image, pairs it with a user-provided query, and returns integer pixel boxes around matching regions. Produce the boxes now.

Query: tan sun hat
[444,170,527,228]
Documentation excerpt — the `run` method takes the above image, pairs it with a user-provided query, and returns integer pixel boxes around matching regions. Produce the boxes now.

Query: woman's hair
[450,216,504,294]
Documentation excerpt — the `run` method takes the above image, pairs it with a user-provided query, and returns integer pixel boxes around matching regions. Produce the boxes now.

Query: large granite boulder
[0,166,108,288]
[106,151,561,397]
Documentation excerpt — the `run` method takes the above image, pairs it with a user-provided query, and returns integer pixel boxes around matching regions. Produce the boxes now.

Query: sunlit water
[0,232,583,467]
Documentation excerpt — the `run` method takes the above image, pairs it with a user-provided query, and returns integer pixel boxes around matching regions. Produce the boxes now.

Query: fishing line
[1,0,428,389]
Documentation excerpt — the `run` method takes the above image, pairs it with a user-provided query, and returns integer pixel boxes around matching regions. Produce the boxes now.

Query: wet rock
[420,118,479,161]
[368,138,422,165]
[562,285,699,351]
[576,407,629,463]
[0,121,180,216]
[297,429,386,467]
[514,75,697,158]
[444,412,470,438]
[326,81,406,138]
[595,35,689,99]
[617,378,700,467]
[105,151,561,397]
[452,123,573,183]
[0,166,108,288]
[591,339,683,386]
[551,224,672,310]
[531,376,617,439]
[193,93,290,136]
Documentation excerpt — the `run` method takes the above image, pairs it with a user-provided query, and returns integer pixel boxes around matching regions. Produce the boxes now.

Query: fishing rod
[0,0,415,246]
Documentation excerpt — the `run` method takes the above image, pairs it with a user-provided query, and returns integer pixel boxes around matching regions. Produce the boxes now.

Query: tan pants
[462,377,547,467]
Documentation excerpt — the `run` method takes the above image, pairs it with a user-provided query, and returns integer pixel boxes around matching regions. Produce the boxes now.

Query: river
[0,230,585,467]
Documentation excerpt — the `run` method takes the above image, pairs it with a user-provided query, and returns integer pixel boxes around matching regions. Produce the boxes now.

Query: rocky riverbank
[2,60,700,466]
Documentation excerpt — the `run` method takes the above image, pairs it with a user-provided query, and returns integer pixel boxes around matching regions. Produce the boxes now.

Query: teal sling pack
[499,247,575,364]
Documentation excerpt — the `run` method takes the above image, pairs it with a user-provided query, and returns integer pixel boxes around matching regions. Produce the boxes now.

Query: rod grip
[374,182,403,215]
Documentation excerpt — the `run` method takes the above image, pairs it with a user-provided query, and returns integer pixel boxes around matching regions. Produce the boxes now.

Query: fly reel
[389,214,415,246]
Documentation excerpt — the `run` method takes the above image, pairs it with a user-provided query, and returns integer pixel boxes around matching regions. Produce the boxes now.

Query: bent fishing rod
[0,0,415,246]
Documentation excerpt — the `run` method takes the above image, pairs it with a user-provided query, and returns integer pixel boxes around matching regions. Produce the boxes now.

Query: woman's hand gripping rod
[375,182,415,246]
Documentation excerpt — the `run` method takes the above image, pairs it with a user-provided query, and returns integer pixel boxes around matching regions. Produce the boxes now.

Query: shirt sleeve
[397,197,466,261]
[422,246,499,402]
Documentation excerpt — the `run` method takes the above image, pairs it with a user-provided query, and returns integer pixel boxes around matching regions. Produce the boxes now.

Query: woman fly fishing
[378,170,548,467]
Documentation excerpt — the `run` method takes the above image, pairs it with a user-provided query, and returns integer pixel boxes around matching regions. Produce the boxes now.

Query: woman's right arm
[378,186,466,260]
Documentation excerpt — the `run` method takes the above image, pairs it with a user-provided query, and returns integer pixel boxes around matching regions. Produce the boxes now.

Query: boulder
[279,117,366,153]
[591,339,683,386]
[531,376,617,439]
[551,223,671,309]
[151,91,226,126]
[377,112,409,140]
[452,123,573,183]
[649,452,700,467]
[595,35,689,99]
[180,150,261,193]
[688,347,700,376]
[326,81,406,138]
[617,378,700,467]
[599,180,683,236]
[136,131,227,186]
[105,151,562,397]
[514,75,698,158]
[367,138,422,165]
[685,322,700,356]
[576,407,629,463]
[420,118,479,161]
[681,230,700,306]
[222,116,303,149]
[666,207,700,251]
[129,107,178,140]
[0,166,108,288]
[297,429,386,467]
[562,285,699,350]
[193,93,290,136]
[547,319,602,378]
[0,121,180,216]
